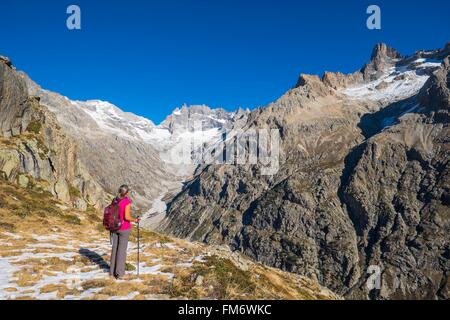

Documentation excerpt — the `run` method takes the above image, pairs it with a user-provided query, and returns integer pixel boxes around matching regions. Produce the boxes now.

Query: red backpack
[103,197,123,232]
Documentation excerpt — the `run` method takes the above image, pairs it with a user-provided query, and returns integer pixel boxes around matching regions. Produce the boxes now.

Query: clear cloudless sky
[0,0,449,124]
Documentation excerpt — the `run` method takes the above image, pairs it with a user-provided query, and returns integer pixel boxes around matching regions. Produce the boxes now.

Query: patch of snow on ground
[9,251,78,262]
[138,263,175,279]
[0,232,192,300]
[192,255,207,263]
[27,243,76,250]
[2,232,22,240]
[152,242,178,250]
[0,258,21,299]
[32,234,63,241]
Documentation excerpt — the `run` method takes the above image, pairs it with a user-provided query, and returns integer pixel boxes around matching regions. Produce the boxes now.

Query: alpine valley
[0,42,449,300]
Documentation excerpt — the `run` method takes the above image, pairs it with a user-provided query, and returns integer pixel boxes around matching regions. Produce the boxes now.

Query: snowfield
[342,59,442,103]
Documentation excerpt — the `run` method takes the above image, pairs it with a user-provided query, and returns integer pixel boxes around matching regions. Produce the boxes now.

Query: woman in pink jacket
[109,185,139,279]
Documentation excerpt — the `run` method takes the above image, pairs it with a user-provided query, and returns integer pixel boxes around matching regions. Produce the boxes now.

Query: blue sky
[0,0,449,124]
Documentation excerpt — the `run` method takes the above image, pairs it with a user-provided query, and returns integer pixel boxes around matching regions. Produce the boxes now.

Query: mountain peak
[0,55,13,69]
[361,43,403,82]
[295,44,403,90]
[160,104,235,133]
[370,43,403,61]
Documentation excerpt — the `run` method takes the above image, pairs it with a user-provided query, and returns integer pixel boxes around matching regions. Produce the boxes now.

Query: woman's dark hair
[118,185,130,198]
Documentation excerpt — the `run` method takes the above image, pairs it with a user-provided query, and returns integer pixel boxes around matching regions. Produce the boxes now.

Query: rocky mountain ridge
[20,73,245,212]
[157,43,450,299]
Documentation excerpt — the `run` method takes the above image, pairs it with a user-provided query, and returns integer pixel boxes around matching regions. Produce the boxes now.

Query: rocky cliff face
[342,56,450,299]
[0,57,109,210]
[0,56,33,137]
[158,43,450,299]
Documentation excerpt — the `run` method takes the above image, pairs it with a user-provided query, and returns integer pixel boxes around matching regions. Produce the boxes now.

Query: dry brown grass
[98,281,149,297]
[0,250,25,258]
[81,279,114,290]
[39,283,82,299]
[13,268,43,287]
[14,257,75,273]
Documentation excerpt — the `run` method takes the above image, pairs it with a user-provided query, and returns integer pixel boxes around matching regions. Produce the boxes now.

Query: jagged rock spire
[296,43,404,90]
[0,55,13,69]
[370,43,403,61]
[362,43,403,81]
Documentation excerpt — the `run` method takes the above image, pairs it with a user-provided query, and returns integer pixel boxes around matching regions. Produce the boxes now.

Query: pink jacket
[118,197,132,231]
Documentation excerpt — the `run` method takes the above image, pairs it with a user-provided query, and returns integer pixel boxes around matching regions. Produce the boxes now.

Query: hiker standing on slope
[108,185,140,280]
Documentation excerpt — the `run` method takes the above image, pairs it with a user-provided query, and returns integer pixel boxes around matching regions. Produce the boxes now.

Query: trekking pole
[137,219,140,278]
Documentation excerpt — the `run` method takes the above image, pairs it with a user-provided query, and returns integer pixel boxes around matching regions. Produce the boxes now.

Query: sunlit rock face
[159,43,450,300]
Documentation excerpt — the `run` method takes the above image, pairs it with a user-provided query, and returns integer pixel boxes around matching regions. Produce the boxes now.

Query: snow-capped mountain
[68,100,235,160]
[72,101,235,149]
[16,43,446,220]
[20,73,244,213]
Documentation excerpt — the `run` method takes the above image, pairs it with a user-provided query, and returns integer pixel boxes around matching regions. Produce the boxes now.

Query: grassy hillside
[0,176,339,300]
